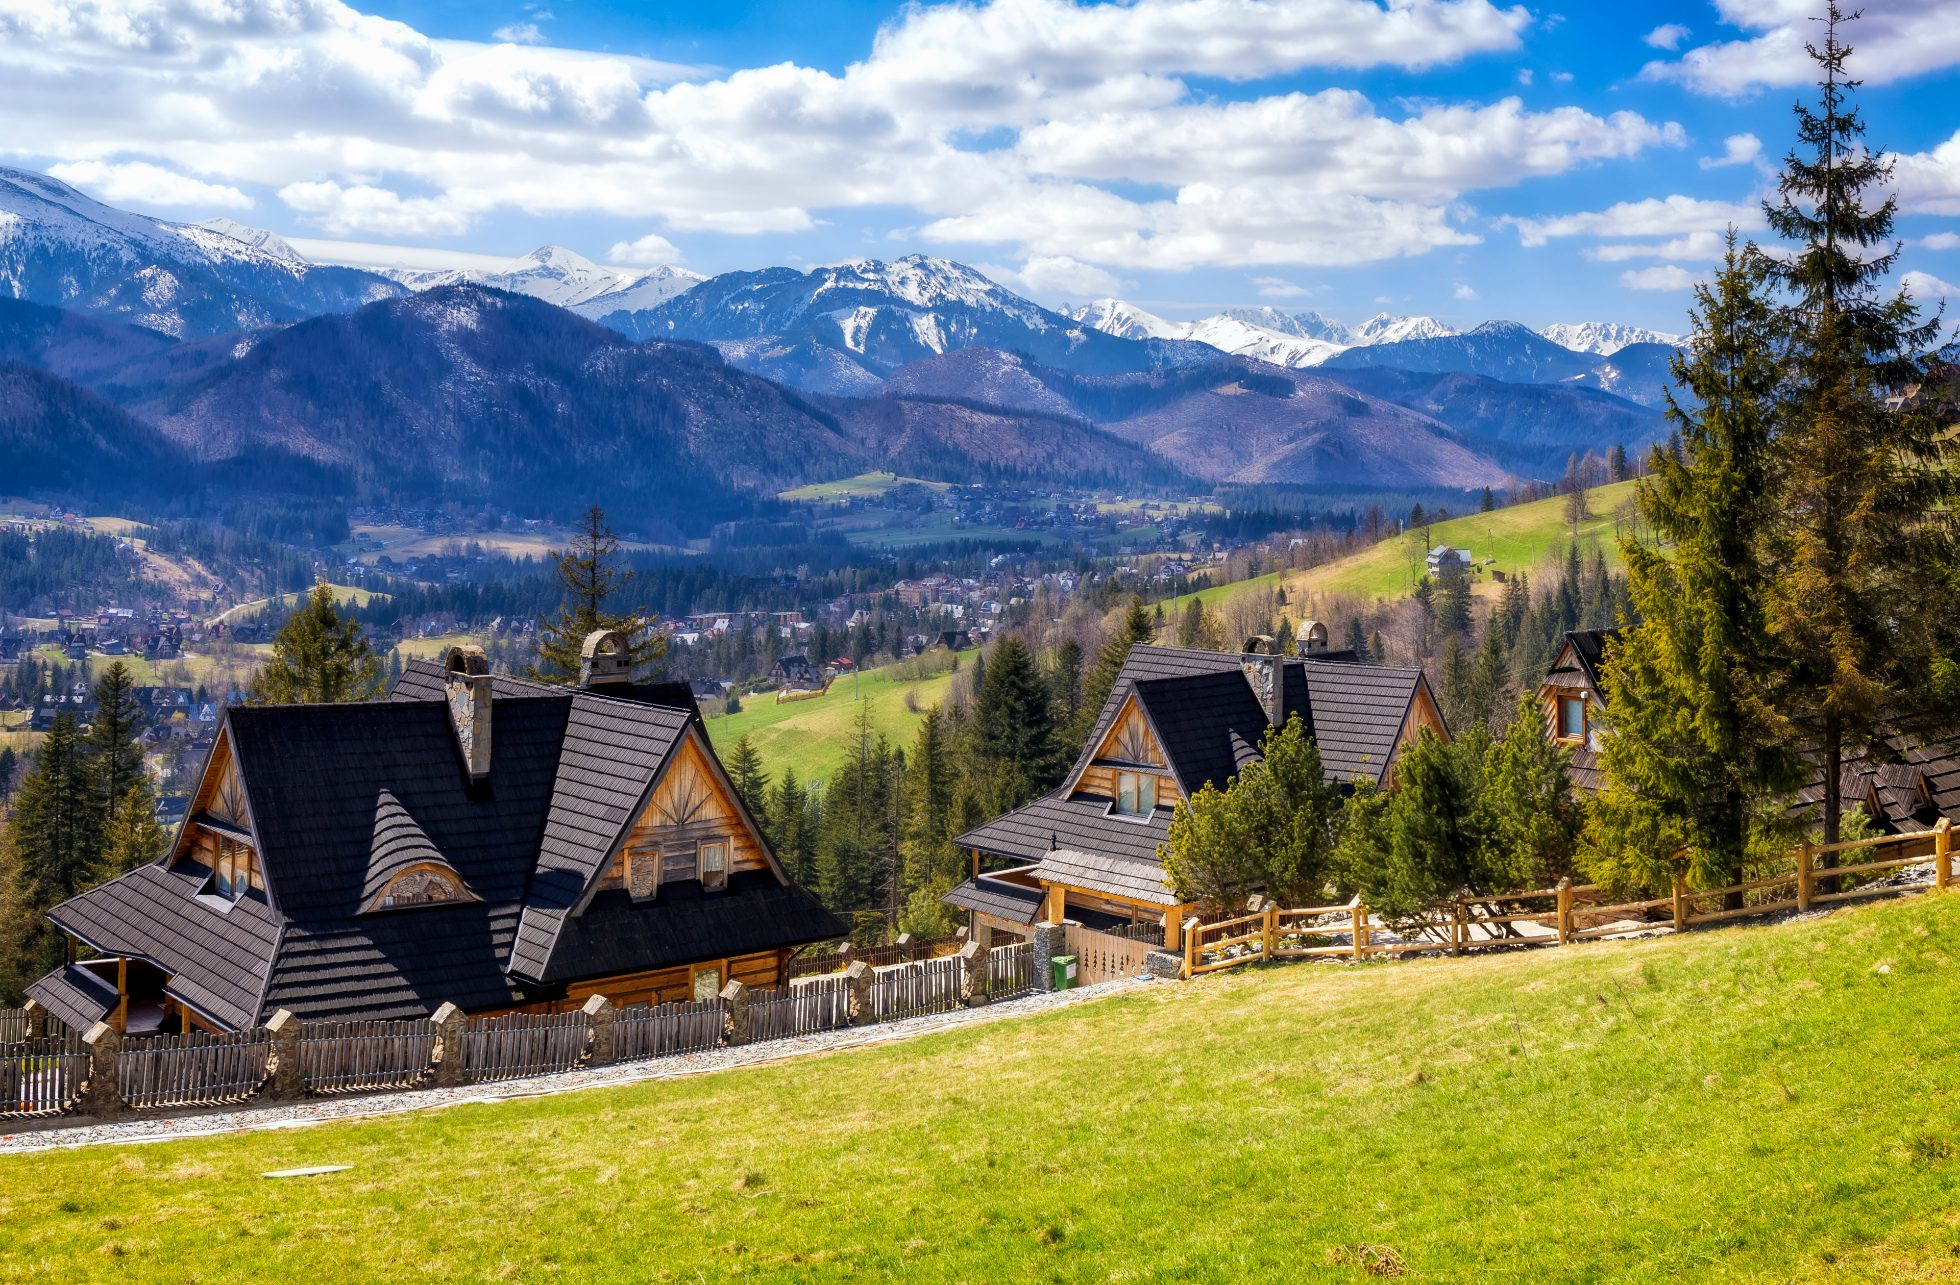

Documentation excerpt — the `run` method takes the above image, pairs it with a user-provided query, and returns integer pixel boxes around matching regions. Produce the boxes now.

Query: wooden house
[28,632,841,1035]
[1535,628,1960,829]
[944,640,1445,948]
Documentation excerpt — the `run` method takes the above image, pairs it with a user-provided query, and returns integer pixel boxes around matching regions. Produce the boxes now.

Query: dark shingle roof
[942,874,1043,923]
[361,788,474,910]
[960,791,1172,865]
[48,860,281,1030]
[26,964,118,1031]
[1299,660,1428,786]
[1134,670,1269,794]
[543,873,838,983]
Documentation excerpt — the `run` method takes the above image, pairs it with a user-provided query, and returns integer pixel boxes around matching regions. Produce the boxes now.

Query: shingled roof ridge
[362,788,471,909]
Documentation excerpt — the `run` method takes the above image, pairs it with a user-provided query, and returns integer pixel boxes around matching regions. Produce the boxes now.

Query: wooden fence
[612,998,726,1062]
[870,955,964,1020]
[298,1019,439,1095]
[461,1011,590,1084]
[1184,822,1954,978]
[117,1029,272,1111]
[986,942,1035,999]
[0,1034,89,1119]
[789,936,947,979]
[1065,924,1155,985]
[747,979,850,1042]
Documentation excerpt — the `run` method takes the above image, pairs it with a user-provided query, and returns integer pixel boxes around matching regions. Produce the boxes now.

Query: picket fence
[1184,822,1952,977]
[0,938,1054,1126]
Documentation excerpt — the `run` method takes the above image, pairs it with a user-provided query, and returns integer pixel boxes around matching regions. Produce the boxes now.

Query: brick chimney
[442,645,492,783]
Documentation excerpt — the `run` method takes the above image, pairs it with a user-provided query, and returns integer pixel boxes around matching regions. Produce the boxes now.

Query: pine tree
[250,583,383,704]
[1757,7,1959,851]
[1480,486,1497,513]
[0,746,17,804]
[973,635,1059,813]
[1176,598,1205,648]
[1049,638,1084,733]
[1607,442,1630,483]
[767,766,811,885]
[725,734,771,834]
[530,506,664,683]
[814,703,891,913]
[897,707,960,937]
[1586,238,1802,895]
[93,782,165,884]
[87,660,144,814]
[3,712,102,983]
[1479,696,1579,889]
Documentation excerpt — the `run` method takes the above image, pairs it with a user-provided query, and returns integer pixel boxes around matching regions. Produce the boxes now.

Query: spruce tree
[973,635,1060,813]
[725,735,771,834]
[1075,598,1153,746]
[87,660,144,814]
[1757,6,1960,848]
[93,782,165,884]
[767,766,811,885]
[530,506,664,683]
[1049,638,1084,733]
[250,583,383,704]
[1586,237,1802,895]
[4,712,102,982]
[897,707,960,937]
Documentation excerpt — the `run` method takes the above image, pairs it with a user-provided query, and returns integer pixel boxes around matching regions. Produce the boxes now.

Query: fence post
[80,1022,123,1117]
[1556,878,1573,946]
[1181,916,1201,979]
[1671,875,1687,932]
[956,940,987,1007]
[718,981,751,1045]
[265,1009,303,1100]
[22,999,46,1041]
[431,1002,466,1088]
[1796,843,1813,911]
[1452,900,1467,955]
[581,994,616,1065]
[1937,819,1952,891]
[836,942,856,970]
[844,962,876,1025]
[1349,896,1367,962]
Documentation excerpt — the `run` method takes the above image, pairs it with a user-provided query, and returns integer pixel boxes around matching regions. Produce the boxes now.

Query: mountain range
[0,164,1680,523]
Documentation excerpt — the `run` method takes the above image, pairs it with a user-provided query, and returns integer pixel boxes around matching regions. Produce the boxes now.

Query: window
[697,839,728,890]
[1557,696,1587,743]
[210,838,252,901]
[1115,771,1157,817]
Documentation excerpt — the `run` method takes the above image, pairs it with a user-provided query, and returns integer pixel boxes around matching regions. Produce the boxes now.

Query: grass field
[779,471,952,502]
[705,653,971,784]
[212,584,385,627]
[7,894,1960,1281]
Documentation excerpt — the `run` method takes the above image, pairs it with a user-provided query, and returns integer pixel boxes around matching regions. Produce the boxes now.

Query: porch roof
[1028,848,1179,907]
[26,963,117,1032]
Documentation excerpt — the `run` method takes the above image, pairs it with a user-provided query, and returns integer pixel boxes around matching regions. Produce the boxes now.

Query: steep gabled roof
[1299,660,1431,786]
[1133,670,1269,795]
[360,789,475,912]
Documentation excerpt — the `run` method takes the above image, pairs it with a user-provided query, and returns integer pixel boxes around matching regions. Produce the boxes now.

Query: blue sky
[5,0,1958,333]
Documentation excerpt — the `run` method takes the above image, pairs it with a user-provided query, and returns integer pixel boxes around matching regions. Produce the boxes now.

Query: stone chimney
[442,646,492,782]
[1240,651,1278,726]
[1296,620,1330,657]
[579,629,633,687]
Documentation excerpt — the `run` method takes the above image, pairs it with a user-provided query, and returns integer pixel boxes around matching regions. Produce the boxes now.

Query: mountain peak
[196,218,306,265]
[518,244,602,272]
[1540,321,1685,355]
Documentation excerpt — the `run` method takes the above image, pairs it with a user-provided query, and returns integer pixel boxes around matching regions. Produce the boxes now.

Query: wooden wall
[597,733,771,895]
[1092,696,1166,767]
[558,948,787,1010]
[1076,764,1182,805]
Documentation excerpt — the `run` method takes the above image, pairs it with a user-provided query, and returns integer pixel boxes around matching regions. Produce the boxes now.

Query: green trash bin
[1051,954,1078,991]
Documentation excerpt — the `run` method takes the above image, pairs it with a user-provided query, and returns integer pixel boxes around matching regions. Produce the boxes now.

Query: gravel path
[0,977,1148,1155]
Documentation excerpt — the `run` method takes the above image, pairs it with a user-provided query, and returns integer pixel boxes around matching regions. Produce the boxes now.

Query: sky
[4,0,1960,333]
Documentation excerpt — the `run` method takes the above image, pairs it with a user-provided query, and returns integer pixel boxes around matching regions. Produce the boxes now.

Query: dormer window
[1115,771,1157,817]
[207,837,253,902]
[1556,696,1587,744]
[698,839,728,891]
[377,867,467,910]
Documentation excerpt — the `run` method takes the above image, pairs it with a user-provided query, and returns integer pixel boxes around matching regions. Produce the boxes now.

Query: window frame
[697,838,729,891]
[1556,695,1587,744]
[1112,770,1158,819]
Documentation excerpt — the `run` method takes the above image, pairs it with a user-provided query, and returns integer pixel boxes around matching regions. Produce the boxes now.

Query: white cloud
[279,180,472,236]
[286,236,520,272]
[46,159,251,210]
[1903,269,1960,301]
[1892,130,1960,216]
[1921,232,1960,251]
[608,232,682,266]
[998,255,1124,300]
[1506,195,1764,247]
[1699,133,1761,170]
[492,23,546,45]
[0,0,1675,276]
[1551,70,1573,84]
[1644,24,1690,51]
[1644,1,1960,96]
[1515,68,1533,86]
[1620,265,1697,291]
[1589,230,1730,262]
[1254,276,1309,299]
[1453,282,1479,300]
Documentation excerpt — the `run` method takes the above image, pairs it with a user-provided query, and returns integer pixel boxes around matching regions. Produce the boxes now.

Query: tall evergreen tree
[250,583,383,704]
[93,782,165,884]
[725,734,771,834]
[1757,6,1960,847]
[1075,599,1153,747]
[897,707,961,937]
[87,660,144,814]
[973,635,1060,813]
[3,712,102,984]
[531,506,664,683]
[767,766,812,885]
[1586,237,1803,895]
[1049,638,1085,734]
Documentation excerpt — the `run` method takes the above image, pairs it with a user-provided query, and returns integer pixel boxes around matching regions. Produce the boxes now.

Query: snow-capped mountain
[574,264,706,320]
[357,244,687,310]
[1216,306,1354,345]
[1323,320,1603,384]
[1352,313,1457,345]
[0,166,400,338]
[1179,314,1347,368]
[608,255,1211,387]
[1061,300,1349,368]
[196,218,306,266]
[1540,321,1684,356]
[1058,298,1184,341]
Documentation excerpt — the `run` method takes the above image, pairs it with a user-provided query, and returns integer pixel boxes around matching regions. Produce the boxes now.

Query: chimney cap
[442,644,489,677]
[1297,620,1329,656]
[1242,634,1275,655]
[579,629,632,686]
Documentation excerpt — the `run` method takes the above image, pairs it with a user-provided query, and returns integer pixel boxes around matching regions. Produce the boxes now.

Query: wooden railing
[117,1029,273,1111]
[985,942,1036,999]
[612,998,727,1062]
[1184,821,1954,978]
[297,1018,438,1095]
[460,1011,590,1084]
[789,935,950,980]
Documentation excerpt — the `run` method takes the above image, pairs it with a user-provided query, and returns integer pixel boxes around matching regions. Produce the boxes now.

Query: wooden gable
[1073,693,1182,804]
[168,727,251,860]
[599,730,776,897]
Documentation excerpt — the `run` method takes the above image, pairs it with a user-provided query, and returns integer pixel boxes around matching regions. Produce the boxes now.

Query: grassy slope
[6,896,1960,1281]
[778,472,952,502]
[705,654,971,784]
